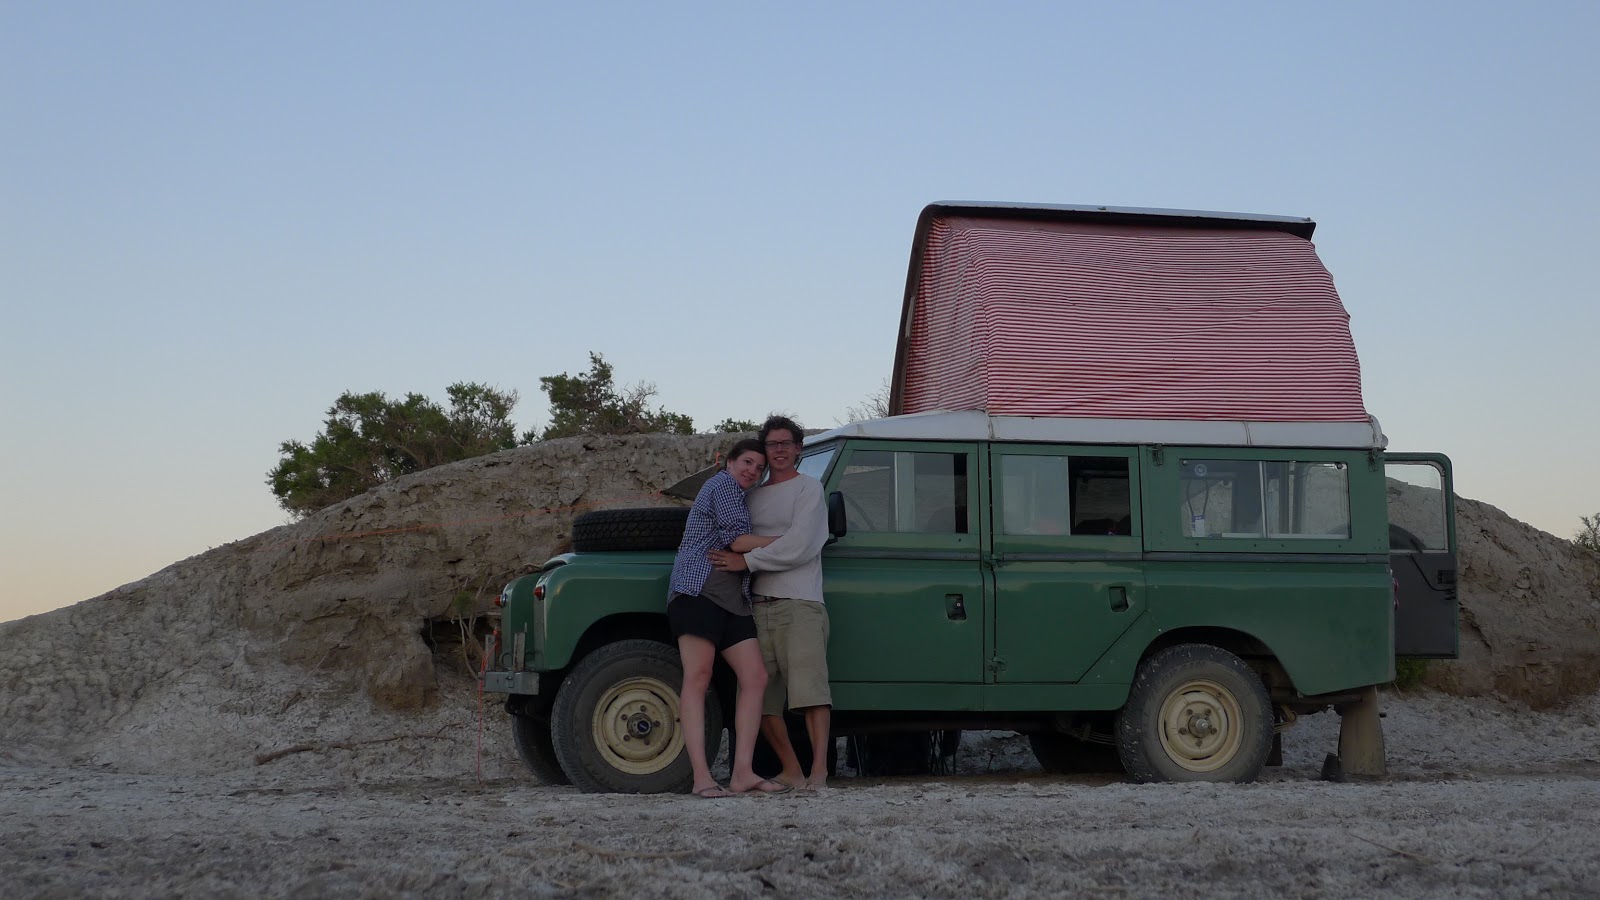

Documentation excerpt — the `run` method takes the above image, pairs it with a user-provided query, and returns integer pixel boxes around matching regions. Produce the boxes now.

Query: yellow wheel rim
[1157,678,1244,773]
[589,676,683,775]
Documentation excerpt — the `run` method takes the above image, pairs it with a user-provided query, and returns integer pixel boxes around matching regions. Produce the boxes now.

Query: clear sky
[3,3,1596,623]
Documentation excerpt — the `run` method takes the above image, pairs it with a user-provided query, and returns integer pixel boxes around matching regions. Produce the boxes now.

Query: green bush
[268,382,521,517]
[1392,657,1429,690]
[1576,512,1600,555]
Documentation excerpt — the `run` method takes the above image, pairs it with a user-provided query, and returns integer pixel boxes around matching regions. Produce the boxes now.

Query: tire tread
[571,508,689,553]
[510,710,571,785]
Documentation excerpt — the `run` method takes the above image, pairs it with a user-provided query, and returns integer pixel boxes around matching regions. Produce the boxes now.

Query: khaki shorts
[752,596,831,717]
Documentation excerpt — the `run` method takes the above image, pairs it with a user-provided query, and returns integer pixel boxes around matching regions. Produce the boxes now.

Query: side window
[1070,456,1134,536]
[796,446,837,483]
[1180,459,1350,539]
[1384,461,1448,551]
[998,455,1132,536]
[838,450,968,533]
[999,455,1068,534]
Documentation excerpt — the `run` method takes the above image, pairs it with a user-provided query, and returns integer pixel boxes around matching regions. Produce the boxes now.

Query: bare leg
[759,715,807,788]
[803,704,832,788]
[676,634,723,795]
[722,638,781,793]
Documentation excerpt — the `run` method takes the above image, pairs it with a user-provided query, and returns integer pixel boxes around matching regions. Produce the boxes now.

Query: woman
[668,438,790,797]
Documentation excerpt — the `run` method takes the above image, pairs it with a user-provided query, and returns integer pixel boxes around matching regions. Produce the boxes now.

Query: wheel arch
[573,612,674,660]
[1137,626,1294,699]
[533,613,671,695]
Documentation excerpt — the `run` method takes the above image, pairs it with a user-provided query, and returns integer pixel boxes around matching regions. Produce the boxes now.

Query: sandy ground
[5,692,1600,899]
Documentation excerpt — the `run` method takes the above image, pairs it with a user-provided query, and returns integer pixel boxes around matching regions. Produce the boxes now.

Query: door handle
[945,594,967,621]
[1109,586,1129,613]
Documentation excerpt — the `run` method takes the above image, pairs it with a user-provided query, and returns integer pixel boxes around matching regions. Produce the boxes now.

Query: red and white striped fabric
[899,216,1369,422]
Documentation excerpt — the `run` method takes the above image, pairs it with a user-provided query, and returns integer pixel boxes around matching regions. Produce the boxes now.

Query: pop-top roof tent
[884,202,1381,449]
[668,202,1383,500]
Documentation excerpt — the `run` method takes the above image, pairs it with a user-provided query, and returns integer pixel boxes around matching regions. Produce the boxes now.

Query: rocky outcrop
[1428,497,1600,708]
[0,433,729,773]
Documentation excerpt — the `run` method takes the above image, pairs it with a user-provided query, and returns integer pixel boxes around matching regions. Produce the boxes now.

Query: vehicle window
[839,450,968,533]
[999,455,1068,534]
[1384,461,1448,551]
[1070,456,1134,535]
[998,455,1132,536]
[796,446,837,483]
[1179,459,1350,539]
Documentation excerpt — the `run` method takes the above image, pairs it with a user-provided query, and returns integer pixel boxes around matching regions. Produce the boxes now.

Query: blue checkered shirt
[668,469,753,600]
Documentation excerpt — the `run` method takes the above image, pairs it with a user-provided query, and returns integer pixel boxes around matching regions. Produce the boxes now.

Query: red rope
[476,637,488,784]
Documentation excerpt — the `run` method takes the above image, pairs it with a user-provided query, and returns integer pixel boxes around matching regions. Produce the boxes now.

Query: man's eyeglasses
[764,440,798,451]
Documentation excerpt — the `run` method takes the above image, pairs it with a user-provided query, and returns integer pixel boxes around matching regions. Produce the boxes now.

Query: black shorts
[668,592,757,652]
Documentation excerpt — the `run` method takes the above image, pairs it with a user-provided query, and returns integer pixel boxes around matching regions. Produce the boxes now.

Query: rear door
[1385,453,1459,658]
[989,445,1144,682]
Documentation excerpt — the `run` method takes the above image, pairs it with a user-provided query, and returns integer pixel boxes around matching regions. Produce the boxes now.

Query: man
[709,415,831,789]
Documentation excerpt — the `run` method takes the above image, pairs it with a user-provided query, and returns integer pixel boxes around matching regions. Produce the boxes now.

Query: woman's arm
[728,533,776,552]
[702,473,754,550]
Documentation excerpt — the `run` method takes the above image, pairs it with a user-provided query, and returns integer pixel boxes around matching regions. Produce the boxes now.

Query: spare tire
[572,507,690,552]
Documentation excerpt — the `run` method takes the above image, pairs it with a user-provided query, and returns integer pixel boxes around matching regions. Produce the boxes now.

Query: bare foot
[804,774,828,791]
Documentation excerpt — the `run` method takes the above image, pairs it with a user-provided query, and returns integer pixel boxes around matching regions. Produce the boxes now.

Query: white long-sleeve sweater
[743,474,828,603]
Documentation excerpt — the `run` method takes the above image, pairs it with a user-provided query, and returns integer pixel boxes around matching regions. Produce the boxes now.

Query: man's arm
[743,481,828,573]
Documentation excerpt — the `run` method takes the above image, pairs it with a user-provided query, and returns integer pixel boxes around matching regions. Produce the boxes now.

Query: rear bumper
[482,671,541,695]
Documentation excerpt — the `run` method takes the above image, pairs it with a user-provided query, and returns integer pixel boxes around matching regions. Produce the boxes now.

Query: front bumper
[482,671,541,695]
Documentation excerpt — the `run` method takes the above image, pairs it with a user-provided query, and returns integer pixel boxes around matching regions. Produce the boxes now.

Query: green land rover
[483,411,1457,792]
[482,202,1459,792]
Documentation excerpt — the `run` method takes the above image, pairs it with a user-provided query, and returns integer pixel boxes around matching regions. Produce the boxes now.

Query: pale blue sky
[3,2,1596,622]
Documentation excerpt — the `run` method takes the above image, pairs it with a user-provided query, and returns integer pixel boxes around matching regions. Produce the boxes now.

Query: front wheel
[550,640,723,793]
[510,709,571,785]
[1116,644,1272,784]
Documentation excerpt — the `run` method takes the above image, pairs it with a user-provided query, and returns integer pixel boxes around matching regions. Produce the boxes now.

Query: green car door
[988,444,1145,683]
[821,440,988,687]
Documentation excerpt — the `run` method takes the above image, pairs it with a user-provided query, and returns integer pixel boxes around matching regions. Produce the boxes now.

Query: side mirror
[826,491,848,544]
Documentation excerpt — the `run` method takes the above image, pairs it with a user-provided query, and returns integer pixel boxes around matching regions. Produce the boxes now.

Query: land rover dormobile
[482,203,1458,792]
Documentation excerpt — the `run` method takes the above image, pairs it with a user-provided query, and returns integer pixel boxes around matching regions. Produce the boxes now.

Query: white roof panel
[807,410,1387,450]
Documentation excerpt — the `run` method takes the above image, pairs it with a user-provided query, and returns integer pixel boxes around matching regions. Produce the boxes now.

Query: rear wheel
[550,640,722,793]
[1116,644,1272,784]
